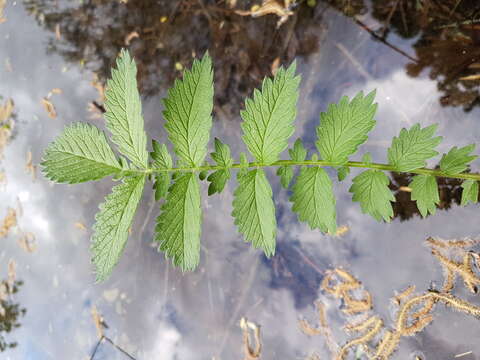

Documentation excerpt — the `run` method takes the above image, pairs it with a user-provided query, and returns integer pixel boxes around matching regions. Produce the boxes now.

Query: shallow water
[1,1,480,359]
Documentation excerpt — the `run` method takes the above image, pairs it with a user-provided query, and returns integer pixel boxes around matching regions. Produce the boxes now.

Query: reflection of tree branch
[352,18,419,63]
[89,335,136,360]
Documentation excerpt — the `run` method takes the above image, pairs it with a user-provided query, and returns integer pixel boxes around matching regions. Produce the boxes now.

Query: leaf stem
[133,160,480,182]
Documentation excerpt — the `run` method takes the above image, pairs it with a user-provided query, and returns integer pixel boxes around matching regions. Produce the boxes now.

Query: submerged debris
[41,97,57,119]
[0,0,6,24]
[297,238,480,359]
[17,231,36,253]
[240,317,262,359]
[235,0,294,28]
[0,98,14,159]
[0,208,16,238]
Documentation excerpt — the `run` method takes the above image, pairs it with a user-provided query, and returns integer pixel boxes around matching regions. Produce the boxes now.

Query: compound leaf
[290,167,337,233]
[461,179,479,206]
[410,175,439,217]
[42,122,121,184]
[232,169,276,256]
[388,124,442,172]
[151,140,173,201]
[155,173,202,271]
[440,144,477,175]
[163,53,213,167]
[316,90,377,165]
[241,63,300,164]
[349,170,394,222]
[91,175,145,282]
[207,138,233,195]
[104,49,148,168]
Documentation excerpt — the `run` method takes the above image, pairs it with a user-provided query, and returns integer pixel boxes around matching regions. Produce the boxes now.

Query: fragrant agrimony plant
[42,50,480,282]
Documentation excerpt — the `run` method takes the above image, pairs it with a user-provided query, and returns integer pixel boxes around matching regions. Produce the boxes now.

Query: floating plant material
[297,238,480,359]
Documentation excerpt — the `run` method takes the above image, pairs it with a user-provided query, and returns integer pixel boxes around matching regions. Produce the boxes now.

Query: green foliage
[154,173,201,271]
[163,54,213,167]
[232,169,276,256]
[316,91,377,165]
[276,139,307,189]
[388,124,442,172]
[42,123,121,184]
[290,167,337,233]
[410,175,439,217]
[440,144,477,175]
[337,166,350,181]
[207,138,233,195]
[150,140,172,201]
[461,179,479,206]
[241,63,300,165]
[349,170,395,222]
[91,175,145,282]
[104,49,148,168]
[41,50,480,281]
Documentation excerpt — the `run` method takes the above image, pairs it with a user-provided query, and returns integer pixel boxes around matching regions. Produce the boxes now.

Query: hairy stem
[130,160,480,182]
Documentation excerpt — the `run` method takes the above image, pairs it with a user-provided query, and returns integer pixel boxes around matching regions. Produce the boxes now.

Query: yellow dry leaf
[7,259,16,293]
[160,16,168,23]
[74,222,87,231]
[91,305,104,339]
[0,99,14,159]
[17,231,37,253]
[25,151,37,180]
[55,23,61,40]
[0,98,13,123]
[41,97,57,119]
[334,225,350,237]
[235,0,293,27]
[271,57,280,75]
[175,62,183,71]
[124,31,139,45]
[459,74,480,81]
[91,74,105,102]
[240,317,262,359]
[0,0,6,24]
[0,207,16,238]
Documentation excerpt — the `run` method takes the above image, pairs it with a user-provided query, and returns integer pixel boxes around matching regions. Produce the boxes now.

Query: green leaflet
[241,63,301,165]
[290,167,337,233]
[461,179,479,206]
[163,53,213,167]
[440,144,477,175]
[316,91,377,165]
[207,138,233,195]
[155,173,202,271]
[104,49,148,168]
[41,122,121,184]
[349,170,395,222]
[410,175,439,217]
[337,166,350,181]
[277,139,307,188]
[232,169,276,256]
[151,140,173,201]
[388,124,442,172]
[277,166,294,189]
[91,175,145,282]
